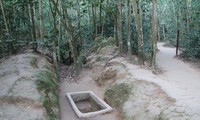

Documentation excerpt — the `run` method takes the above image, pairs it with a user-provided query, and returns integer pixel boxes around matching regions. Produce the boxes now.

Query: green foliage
[1,0,199,66]
[181,0,200,59]
[92,36,116,52]
[30,57,38,68]
[35,65,59,120]
[181,34,200,59]
[104,83,132,109]
[158,0,200,60]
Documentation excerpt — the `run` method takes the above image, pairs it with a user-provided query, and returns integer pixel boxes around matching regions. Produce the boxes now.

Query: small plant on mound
[92,36,116,52]
[104,83,132,109]
[35,65,59,120]
[30,57,38,68]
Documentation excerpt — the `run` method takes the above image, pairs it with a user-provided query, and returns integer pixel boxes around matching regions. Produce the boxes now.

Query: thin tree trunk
[126,0,132,61]
[57,0,61,62]
[101,18,104,35]
[49,0,58,69]
[0,0,9,57]
[76,0,82,45]
[39,0,44,42]
[113,14,117,45]
[88,2,91,23]
[99,0,104,34]
[33,2,38,39]
[163,25,165,41]
[76,0,81,30]
[132,0,144,64]
[29,0,37,51]
[150,0,158,68]
[176,30,180,56]
[0,0,9,35]
[117,0,123,55]
[92,3,97,38]
[172,0,180,56]
[157,21,160,42]
[186,0,190,33]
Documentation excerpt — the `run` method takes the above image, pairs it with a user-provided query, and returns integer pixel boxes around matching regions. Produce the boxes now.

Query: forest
[1,0,199,72]
[0,0,200,120]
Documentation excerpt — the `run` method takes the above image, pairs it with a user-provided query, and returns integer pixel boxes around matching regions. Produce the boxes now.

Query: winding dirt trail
[123,43,200,119]
[157,43,200,96]
[156,42,200,119]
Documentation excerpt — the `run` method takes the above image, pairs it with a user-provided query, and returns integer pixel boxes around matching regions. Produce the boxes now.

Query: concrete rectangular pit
[66,91,113,118]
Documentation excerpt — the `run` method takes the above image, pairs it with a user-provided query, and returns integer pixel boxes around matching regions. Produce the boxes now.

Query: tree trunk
[57,0,61,62]
[0,0,9,35]
[39,0,44,42]
[150,0,158,68]
[163,25,165,41]
[0,0,9,57]
[117,0,123,55]
[99,0,104,34]
[76,0,82,46]
[132,0,144,64]
[29,0,37,51]
[186,0,190,33]
[49,0,58,69]
[33,2,38,39]
[92,2,97,38]
[113,14,117,45]
[28,4,32,44]
[76,0,81,30]
[157,21,160,42]
[176,30,180,56]
[126,0,132,61]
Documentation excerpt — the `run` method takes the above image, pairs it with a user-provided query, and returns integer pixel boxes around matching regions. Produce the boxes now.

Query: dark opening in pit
[74,96,103,113]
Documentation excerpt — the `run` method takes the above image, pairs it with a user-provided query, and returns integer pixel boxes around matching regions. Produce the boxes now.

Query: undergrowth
[30,57,38,68]
[104,83,132,109]
[35,65,59,120]
[92,36,116,52]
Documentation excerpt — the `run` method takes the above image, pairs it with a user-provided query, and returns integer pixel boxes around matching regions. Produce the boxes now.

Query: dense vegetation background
[0,0,199,73]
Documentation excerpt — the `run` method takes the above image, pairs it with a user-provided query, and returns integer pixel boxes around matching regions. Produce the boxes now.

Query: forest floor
[60,42,200,120]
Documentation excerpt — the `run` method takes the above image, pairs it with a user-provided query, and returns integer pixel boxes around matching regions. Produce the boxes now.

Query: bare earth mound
[0,52,49,120]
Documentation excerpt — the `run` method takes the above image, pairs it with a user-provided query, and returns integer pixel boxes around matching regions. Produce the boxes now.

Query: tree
[92,1,97,38]
[117,0,123,55]
[39,0,44,42]
[0,0,8,57]
[150,0,158,68]
[132,0,144,64]
[29,0,37,51]
[126,0,132,61]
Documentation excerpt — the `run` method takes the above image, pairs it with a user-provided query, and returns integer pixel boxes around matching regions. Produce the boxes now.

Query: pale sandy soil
[123,43,200,119]
[0,52,47,120]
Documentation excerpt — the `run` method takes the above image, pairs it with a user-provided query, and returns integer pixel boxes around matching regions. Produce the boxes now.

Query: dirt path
[156,43,200,119]
[119,43,200,119]
[157,43,200,95]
